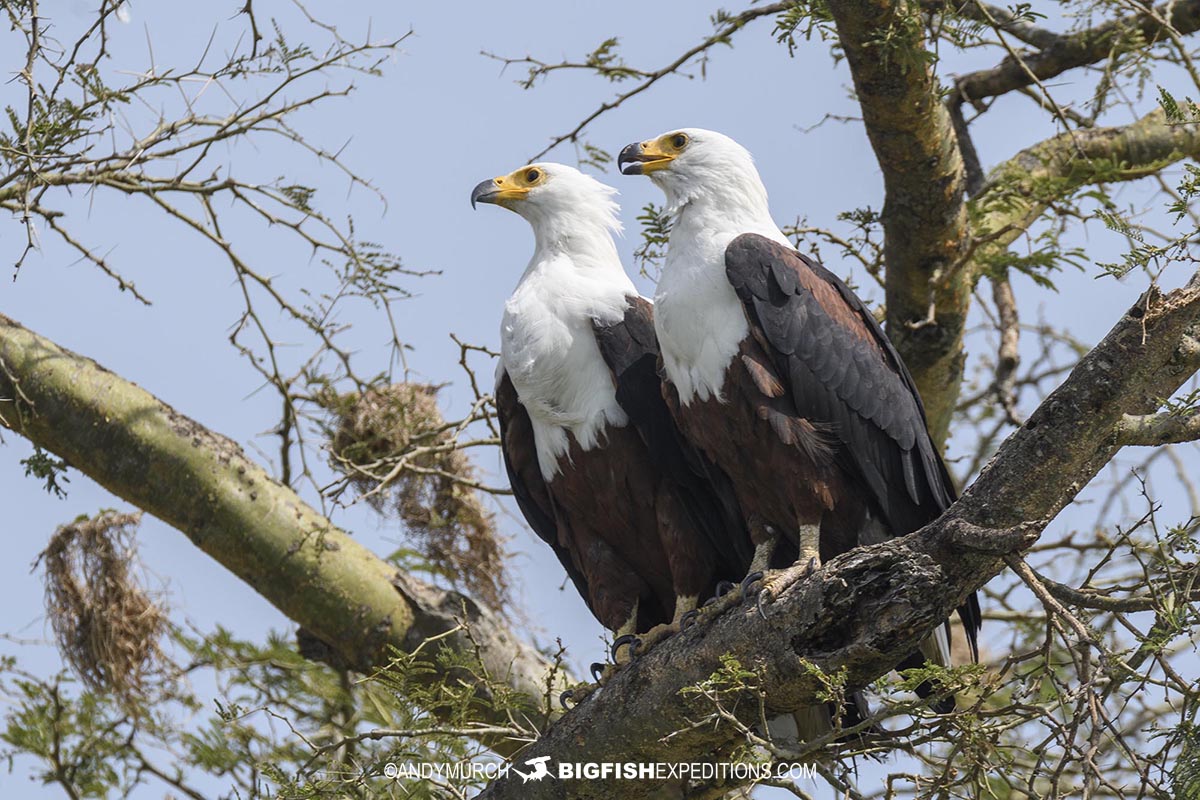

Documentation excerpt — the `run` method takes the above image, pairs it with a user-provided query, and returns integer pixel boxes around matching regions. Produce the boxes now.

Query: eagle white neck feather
[498,167,635,480]
[651,132,791,404]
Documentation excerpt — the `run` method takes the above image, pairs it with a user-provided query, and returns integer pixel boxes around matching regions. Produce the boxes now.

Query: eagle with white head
[471,162,749,660]
[618,129,981,706]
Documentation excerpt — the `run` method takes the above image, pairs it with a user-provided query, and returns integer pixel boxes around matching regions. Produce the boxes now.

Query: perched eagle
[618,129,981,687]
[470,162,748,657]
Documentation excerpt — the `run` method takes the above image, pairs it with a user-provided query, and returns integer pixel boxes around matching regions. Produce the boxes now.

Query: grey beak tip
[617,142,643,176]
[470,178,496,210]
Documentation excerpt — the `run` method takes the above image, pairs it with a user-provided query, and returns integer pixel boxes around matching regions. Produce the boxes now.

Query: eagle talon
[740,570,765,596]
[679,609,700,630]
[590,661,606,683]
[757,587,774,620]
[559,689,576,710]
[714,580,736,598]
[611,634,640,663]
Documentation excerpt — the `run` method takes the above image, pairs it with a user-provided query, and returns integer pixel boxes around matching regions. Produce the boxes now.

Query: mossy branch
[826,0,970,446]
[0,313,570,757]
[973,108,1200,250]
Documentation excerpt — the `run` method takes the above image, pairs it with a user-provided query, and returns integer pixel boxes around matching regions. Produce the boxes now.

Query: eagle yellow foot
[635,621,678,652]
[752,557,821,618]
[677,579,746,627]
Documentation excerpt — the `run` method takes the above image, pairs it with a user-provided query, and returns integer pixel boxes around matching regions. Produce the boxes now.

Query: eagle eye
[671,133,688,149]
[525,168,541,183]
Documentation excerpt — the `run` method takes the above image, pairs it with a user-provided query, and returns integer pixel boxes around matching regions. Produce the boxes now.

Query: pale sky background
[1,1,1197,798]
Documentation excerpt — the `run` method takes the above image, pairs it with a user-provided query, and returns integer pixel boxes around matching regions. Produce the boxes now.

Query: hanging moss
[325,382,510,612]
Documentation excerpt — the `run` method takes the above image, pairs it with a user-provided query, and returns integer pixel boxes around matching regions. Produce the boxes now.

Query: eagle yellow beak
[471,165,550,209]
[470,176,528,209]
[618,139,676,175]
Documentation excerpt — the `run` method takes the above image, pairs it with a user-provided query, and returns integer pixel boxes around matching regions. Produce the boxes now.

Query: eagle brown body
[497,296,746,637]
[664,336,866,567]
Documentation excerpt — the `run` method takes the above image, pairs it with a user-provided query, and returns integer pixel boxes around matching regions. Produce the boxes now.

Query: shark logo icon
[512,755,552,783]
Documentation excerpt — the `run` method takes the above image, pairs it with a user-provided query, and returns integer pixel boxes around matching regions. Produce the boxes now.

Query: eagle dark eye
[671,133,688,149]
[525,168,541,183]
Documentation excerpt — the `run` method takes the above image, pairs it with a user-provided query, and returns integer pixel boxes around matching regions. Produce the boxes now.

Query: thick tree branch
[944,0,1064,50]
[953,0,1200,104]
[479,274,1200,799]
[827,0,970,445]
[0,314,568,756]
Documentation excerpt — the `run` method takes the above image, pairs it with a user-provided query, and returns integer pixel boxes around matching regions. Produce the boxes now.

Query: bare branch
[953,0,1200,104]
[507,3,796,162]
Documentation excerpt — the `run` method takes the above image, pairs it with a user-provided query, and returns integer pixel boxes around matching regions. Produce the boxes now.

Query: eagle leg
[633,592,700,651]
[610,605,640,666]
[796,523,821,572]
[673,593,699,623]
[754,523,823,618]
[747,517,779,574]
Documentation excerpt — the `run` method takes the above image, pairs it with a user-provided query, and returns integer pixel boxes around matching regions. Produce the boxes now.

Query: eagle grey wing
[725,233,980,659]
[495,370,593,613]
[592,296,754,574]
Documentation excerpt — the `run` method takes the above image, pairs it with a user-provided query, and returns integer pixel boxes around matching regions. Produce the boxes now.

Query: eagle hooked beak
[471,177,521,209]
[618,139,676,175]
[471,165,549,209]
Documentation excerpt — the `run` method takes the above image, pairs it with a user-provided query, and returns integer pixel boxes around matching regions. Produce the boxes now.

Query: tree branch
[511,2,795,162]
[478,273,1200,799]
[1117,409,1200,446]
[0,314,569,756]
[827,0,970,445]
[943,0,1065,50]
[953,0,1200,104]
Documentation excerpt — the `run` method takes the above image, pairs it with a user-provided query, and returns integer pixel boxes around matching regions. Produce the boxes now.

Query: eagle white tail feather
[920,622,952,668]
[763,690,873,752]
[767,709,831,748]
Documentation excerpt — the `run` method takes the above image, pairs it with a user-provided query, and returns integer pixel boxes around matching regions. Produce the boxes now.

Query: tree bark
[0,314,569,756]
[827,0,970,445]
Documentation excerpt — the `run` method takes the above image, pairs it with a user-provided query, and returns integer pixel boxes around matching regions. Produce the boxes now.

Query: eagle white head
[471,161,622,244]
[615,128,789,403]
[471,161,635,478]
[617,128,771,221]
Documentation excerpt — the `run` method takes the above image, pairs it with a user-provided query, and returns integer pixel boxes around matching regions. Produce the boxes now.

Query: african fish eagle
[470,162,749,661]
[618,129,981,693]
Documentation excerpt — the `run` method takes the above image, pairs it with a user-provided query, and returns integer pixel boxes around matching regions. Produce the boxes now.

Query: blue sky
[1,1,1196,797]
